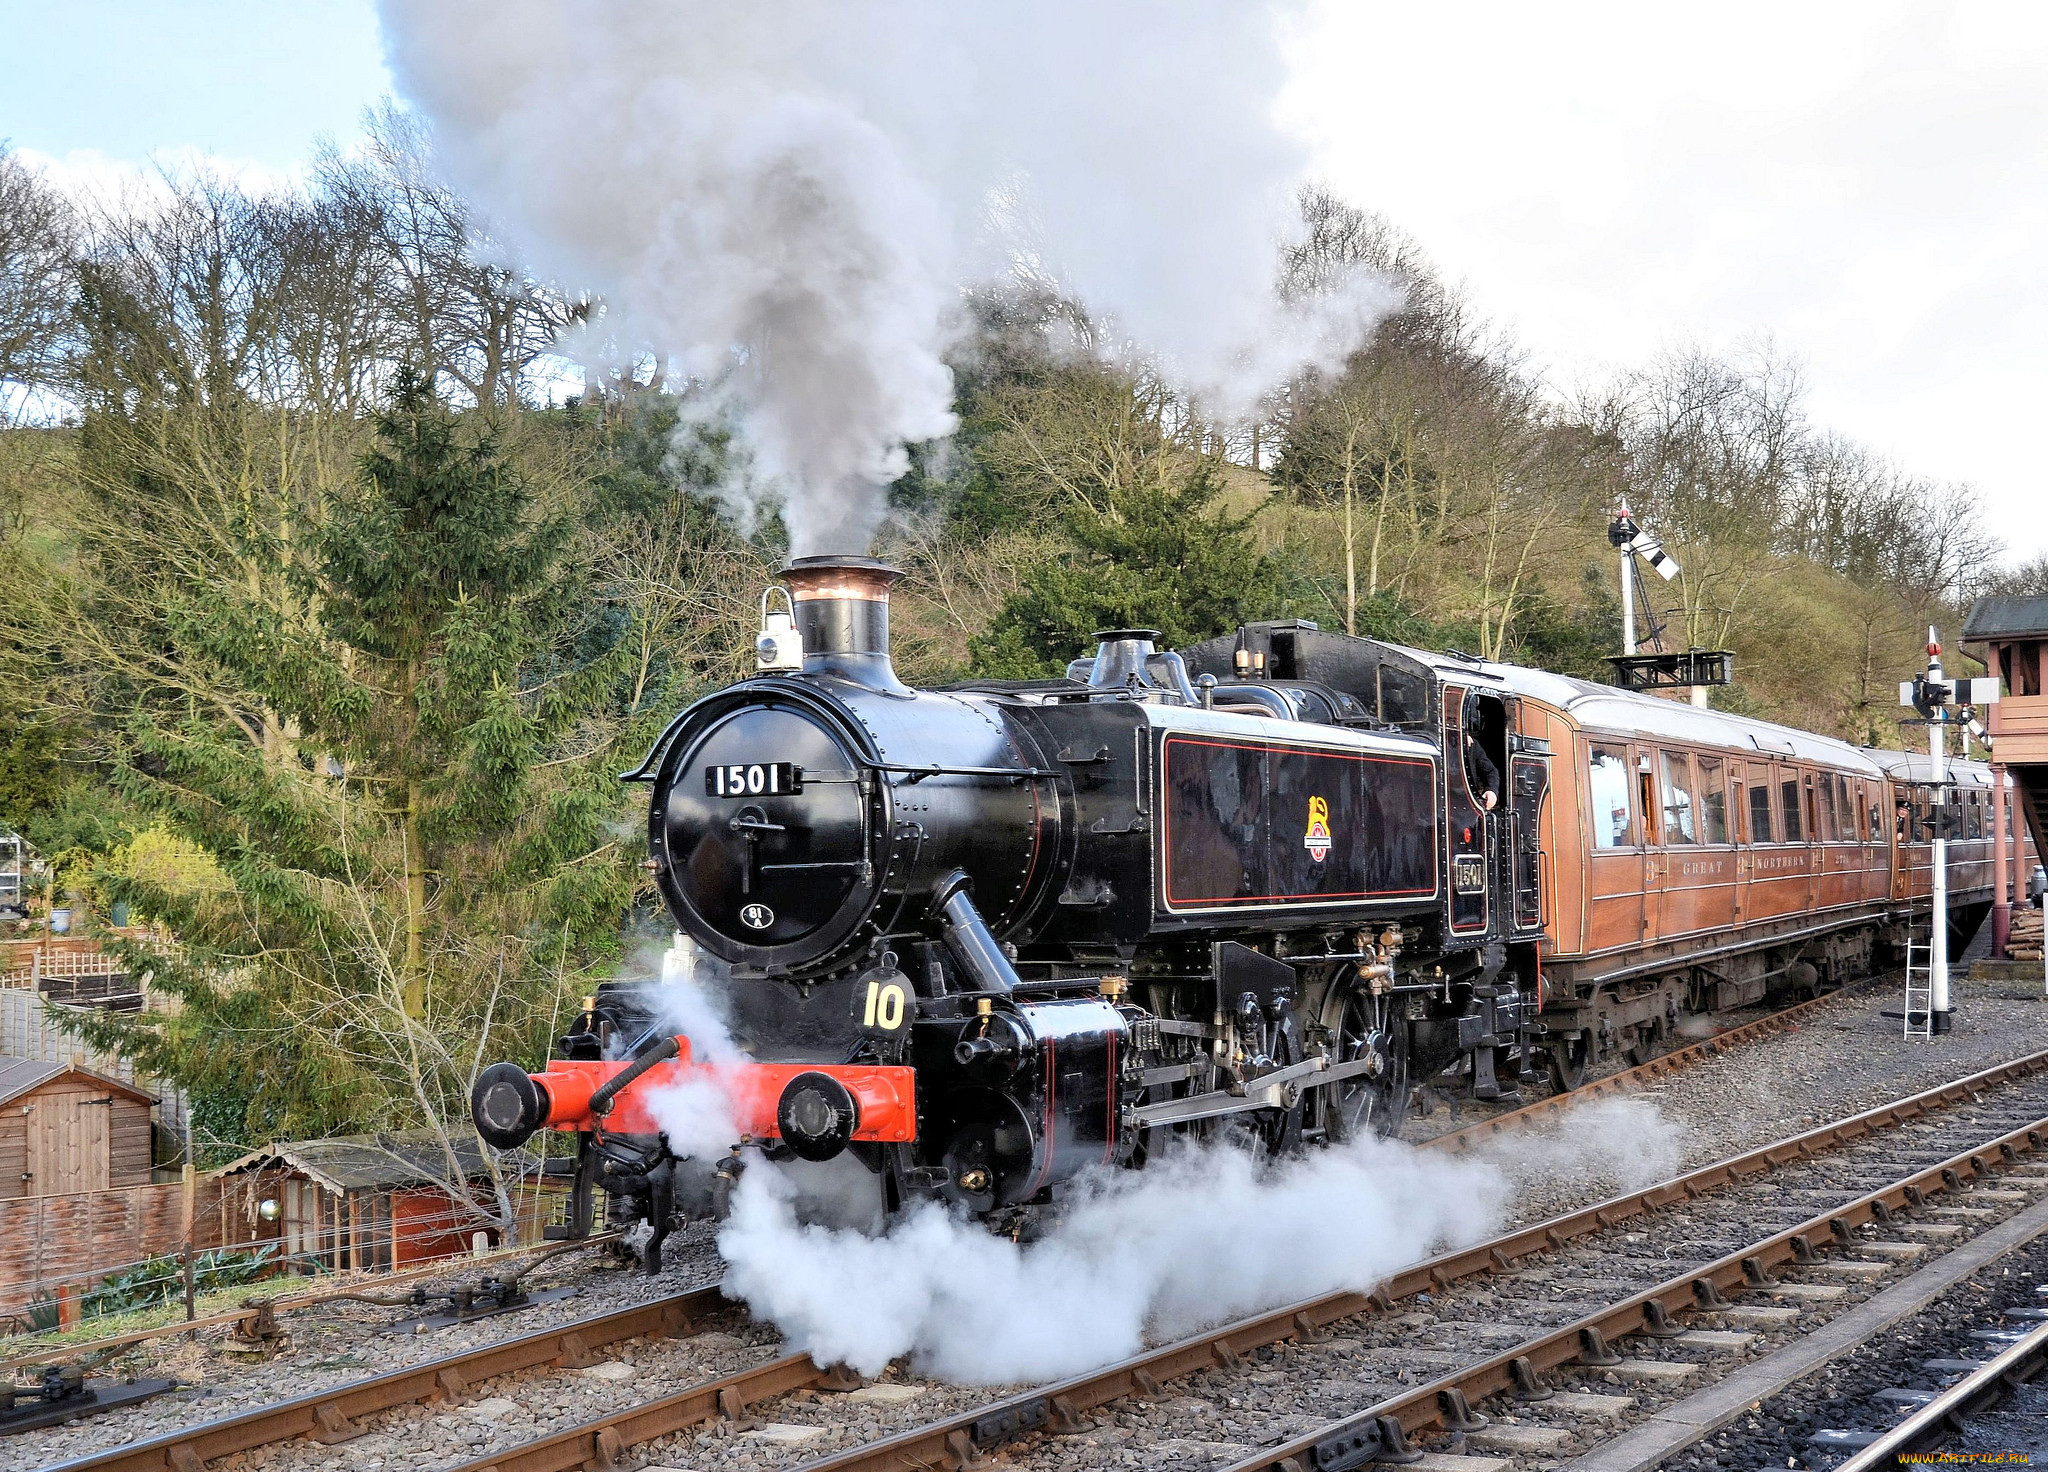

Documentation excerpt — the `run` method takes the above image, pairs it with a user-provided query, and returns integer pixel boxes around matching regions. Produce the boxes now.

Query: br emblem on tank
[1304,795,1332,862]
[740,903,775,930]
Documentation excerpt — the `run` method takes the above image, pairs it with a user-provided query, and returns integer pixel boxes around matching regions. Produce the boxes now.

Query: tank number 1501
[704,762,803,797]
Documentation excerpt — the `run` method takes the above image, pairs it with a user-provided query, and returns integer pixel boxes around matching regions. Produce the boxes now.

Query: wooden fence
[0,1173,570,1324]
[0,935,149,1008]
[0,1178,231,1319]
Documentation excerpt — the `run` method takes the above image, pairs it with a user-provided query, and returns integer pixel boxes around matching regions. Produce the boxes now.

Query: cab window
[1588,744,1634,849]
[1380,666,1427,725]
[1697,755,1729,843]
[1659,751,1697,844]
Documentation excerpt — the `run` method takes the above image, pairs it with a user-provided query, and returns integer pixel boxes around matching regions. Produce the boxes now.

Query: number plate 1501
[705,762,802,797]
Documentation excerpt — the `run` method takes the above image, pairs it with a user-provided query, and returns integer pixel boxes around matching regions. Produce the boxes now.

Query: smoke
[375,2,1393,554]
[715,1092,1688,1384]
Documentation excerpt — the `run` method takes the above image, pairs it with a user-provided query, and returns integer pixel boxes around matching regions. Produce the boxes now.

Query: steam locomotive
[471,555,2012,1260]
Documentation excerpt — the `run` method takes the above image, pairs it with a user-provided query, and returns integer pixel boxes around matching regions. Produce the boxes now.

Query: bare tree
[316,108,586,406]
[0,146,76,421]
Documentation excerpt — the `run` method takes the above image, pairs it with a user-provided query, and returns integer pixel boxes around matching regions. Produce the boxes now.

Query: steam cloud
[712,1092,1687,1384]
[375,1,1394,553]
[1474,1095,1686,1195]
[625,940,1686,1385]
[719,1134,1507,1384]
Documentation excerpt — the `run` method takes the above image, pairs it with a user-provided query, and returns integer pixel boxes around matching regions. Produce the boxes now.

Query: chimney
[778,555,910,694]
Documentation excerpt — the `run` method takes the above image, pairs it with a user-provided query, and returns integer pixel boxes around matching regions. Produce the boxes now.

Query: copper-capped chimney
[778,554,910,694]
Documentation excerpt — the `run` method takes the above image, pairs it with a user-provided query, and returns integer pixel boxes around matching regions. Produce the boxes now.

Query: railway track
[9,981,1963,1472]
[1416,976,1874,1155]
[1831,1318,2048,1468]
[1226,1127,2048,1472]
[40,1288,741,1472]
[0,1233,626,1375]
[300,1046,2048,1472]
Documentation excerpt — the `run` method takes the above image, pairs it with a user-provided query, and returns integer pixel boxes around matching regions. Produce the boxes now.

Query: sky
[2,0,2040,560]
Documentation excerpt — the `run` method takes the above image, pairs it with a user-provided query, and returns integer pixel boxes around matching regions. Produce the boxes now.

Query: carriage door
[1506,701,1551,936]
[1444,685,1490,936]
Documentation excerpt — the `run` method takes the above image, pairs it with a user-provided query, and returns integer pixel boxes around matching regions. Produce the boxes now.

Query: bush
[81,1244,282,1318]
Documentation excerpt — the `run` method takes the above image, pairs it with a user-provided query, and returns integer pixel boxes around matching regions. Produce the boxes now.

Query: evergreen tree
[969,461,1300,678]
[76,372,636,1194]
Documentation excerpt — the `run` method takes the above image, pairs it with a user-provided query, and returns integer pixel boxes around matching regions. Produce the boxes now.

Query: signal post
[1902,629,2002,1035]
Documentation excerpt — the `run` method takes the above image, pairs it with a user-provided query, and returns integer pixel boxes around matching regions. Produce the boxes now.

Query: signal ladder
[1901,935,1934,1041]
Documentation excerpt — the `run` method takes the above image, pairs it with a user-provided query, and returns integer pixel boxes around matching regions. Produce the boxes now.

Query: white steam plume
[719,1135,1502,1385]
[717,1094,1688,1384]
[1473,1094,1688,1195]
[375,2,1392,554]
[630,938,744,1160]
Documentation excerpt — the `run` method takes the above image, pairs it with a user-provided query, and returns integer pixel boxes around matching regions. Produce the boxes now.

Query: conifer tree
[968,461,1299,677]
[78,372,636,1203]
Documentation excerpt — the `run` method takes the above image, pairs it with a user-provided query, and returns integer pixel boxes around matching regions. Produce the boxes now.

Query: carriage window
[1837,775,1852,836]
[1697,756,1728,843]
[1749,781,1774,843]
[1780,775,1805,842]
[1818,773,1838,841]
[1967,793,1983,840]
[1659,751,1697,844]
[1588,744,1634,848]
[1871,801,1883,842]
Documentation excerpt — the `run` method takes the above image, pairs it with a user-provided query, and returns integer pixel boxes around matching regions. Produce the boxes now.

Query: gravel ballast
[9,951,2048,1472]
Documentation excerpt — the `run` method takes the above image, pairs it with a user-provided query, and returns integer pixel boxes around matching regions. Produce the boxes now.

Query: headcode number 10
[862,979,907,1032]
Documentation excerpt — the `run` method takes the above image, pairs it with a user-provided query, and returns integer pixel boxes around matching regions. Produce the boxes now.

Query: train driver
[1463,698,1501,812]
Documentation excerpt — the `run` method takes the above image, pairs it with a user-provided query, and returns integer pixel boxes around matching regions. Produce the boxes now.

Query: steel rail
[42,1283,726,1472]
[1421,978,1874,1154]
[1232,1116,2048,1472]
[1831,1317,2048,1472]
[453,1352,836,1472]
[0,1233,626,1374]
[0,977,1859,1371]
[438,1045,2048,1472]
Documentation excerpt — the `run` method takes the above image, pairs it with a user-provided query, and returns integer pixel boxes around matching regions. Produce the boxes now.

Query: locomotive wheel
[1545,1033,1590,1093]
[1324,985,1409,1143]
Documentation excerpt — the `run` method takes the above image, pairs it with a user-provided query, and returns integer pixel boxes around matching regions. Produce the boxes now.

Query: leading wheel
[1323,981,1410,1142]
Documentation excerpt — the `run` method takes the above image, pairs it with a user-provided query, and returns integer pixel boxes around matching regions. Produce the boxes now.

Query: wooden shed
[217,1129,540,1274]
[0,1056,156,1199]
